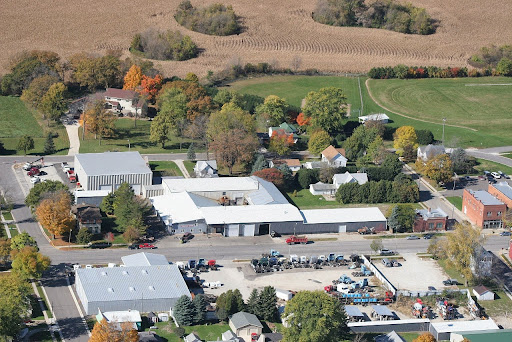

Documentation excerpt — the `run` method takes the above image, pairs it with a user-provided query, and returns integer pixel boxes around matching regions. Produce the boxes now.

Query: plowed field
[2,0,511,77]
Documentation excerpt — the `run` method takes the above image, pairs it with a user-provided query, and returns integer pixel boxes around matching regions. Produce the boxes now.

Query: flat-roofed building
[462,189,506,228]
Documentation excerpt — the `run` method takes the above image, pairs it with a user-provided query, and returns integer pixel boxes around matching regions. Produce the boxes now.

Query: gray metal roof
[416,208,448,219]
[121,253,169,267]
[371,305,394,316]
[375,331,405,342]
[75,152,152,176]
[184,333,201,342]
[310,182,336,191]
[230,312,263,329]
[76,265,190,303]
[468,190,504,205]
[492,182,512,200]
[344,305,364,317]
[246,176,289,205]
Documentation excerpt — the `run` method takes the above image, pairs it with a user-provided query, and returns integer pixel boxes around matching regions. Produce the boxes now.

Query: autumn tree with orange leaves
[123,64,143,90]
[296,112,311,126]
[269,130,294,156]
[253,168,284,188]
[139,74,163,102]
[89,319,139,342]
[36,191,75,239]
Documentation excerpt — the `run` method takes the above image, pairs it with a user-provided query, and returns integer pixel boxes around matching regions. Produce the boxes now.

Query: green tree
[25,180,69,207]
[283,291,348,342]
[251,154,268,173]
[10,232,38,251]
[256,95,288,126]
[112,183,148,232]
[17,135,34,155]
[386,204,416,233]
[496,57,512,76]
[20,75,60,108]
[297,168,319,189]
[187,143,196,161]
[422,153,453,184]
[335,182,360,204]
[150,110,173,148]
[368,136,386,164]
[193,294,207,324]
[370,239,384,254]
[393,126,418,157]
[445,222,484,283]
[11,246,51,279]
[344,125,380,161]
[0,238,12,266]
[70,54,122,90]
[173,295,196,326]
[40,82,68,125]
[76,227,93,245]
[308,129,331,155]
[100,192,115,215]
[246,289,260,316]
[83,100,116,145]
[0,273,32,339]
[258,286,279,322]
[216,289,245,317]
[43,132,56,155]
[303,87,347,134]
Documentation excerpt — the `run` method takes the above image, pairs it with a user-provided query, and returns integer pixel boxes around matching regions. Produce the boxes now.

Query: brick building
[413,208,448,232]
[488,182,512,209]
[462,189,506,228]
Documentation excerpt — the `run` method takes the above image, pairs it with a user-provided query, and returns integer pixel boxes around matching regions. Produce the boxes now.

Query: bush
[174,327,185,337]
[416,129,434,145]
[313,0,435,35]
[468,44,512,69]
[368,65,471,79]
[175,1,240,36]
[76,228,92,245]
[131,29,198,61]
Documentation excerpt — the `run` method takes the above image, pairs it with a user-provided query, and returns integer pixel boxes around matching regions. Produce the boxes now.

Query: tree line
[468,44,512,76]
[313,0,435,35]
[369,63,512,79]
[175,1,240,36]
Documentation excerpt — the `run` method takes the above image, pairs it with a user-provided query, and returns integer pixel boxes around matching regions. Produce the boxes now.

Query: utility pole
[442,118,446,145]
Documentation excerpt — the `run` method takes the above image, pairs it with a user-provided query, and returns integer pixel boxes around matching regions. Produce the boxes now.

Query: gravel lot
[377,253,448,291]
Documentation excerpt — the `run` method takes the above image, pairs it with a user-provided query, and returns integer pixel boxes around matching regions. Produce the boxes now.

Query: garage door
[241,224,255,236]
[131,185,141,195]
[225,224,239,237]
[338,225,347,233]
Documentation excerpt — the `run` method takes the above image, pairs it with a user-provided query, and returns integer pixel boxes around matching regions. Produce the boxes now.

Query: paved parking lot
[376,253,449,291]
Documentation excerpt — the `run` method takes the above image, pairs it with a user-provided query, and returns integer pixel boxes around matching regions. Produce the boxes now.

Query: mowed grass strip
[367,77,512,148]
[149,161,183,177]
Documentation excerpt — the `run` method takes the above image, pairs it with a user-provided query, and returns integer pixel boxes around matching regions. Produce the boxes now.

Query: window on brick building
[429,223,434,229]
[498,211,502,216]
[487,212,492,217]
[436,223,443,229]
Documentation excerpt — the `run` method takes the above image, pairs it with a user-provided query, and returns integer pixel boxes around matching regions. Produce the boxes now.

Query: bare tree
[291,55,302,72]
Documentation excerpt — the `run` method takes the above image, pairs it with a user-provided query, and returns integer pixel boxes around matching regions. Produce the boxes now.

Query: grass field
[446,196,462,210]
[149,161,183,177]
[0,96,69,155]
[474,158,512,176]
[151,322,229,342]
[368,77,512,148]
[79,118,198,154]
[183,160,195,176]
[225,75,504,148]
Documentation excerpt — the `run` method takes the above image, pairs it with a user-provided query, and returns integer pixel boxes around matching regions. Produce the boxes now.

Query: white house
[473,285,494,301]
[194,160,218,178]
[333,171,368,188]
[269,159,301,172]
[417,144,446,161]
[358,113,389,124]
[103,88,146,116]
[321,145,347,167]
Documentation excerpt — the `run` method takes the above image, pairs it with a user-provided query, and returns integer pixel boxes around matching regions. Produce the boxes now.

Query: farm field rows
[227,75,512,148]
[1,0,511,77]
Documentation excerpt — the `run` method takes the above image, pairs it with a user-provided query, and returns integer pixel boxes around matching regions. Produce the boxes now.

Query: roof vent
[122,271,129,275]
[101,271,107,276]
[141,269,148,275]
[129,287,135,292]
[107,288,114,293]
[148,286,155,291]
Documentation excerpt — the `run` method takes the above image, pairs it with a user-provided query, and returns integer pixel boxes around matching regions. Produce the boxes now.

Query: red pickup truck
[285,236,308,245]
[67,170,76,183]
[139,243,157,249]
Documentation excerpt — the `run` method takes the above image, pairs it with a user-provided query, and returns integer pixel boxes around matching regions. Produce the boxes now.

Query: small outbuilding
[184,333,202,342]
[96,309,142,330]
[358,113,389,124]
[275,289,292,301]
[194,160,218,178]
[344,305,365,322]
[229,312,263,342]
[370,305,395,321]
[473,285,494,301]
[429,318,499,341]
[374,331,405,342]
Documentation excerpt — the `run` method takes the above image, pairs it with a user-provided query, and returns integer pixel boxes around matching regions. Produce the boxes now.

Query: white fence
[361,255,397,296]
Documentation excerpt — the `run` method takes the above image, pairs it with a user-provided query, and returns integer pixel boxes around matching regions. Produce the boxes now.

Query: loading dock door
[339,225,347,233]
[225,224,239,237]
[242,224,255,236]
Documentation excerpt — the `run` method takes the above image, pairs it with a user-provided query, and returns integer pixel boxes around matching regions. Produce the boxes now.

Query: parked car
[406,235,420,240]
[88,241,112,249]
[379,248,395,256]
[500,231,511,236]
[491,171,501,179]
[443,279,458,286]
[139,243,157,249]
[423,234,433,239]
[61,162,71,172]
[498,171,510,179]
[285,236,308,245]
[27,167,40,176]
[30,176,41,184]
[488,178,497,184]
[483,170,491,176]
[128,243,140,249]
[428,286,437,291]
[464,176,472,181]
[181,232,193,243]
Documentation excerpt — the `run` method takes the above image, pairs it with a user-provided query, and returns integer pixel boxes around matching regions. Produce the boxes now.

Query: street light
[127,139,131,151]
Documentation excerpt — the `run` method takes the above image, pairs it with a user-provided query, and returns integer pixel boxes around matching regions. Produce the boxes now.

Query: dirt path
[364,79,478,132]
[174,159,191,178]
[65,124,80,156]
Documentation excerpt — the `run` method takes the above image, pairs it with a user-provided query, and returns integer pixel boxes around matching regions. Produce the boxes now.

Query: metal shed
[344,305,365,322]
[371,305,395,321]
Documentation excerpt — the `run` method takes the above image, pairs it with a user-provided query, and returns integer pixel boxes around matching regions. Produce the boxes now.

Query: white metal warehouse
[74,151,152,195]
[75,263,190,315]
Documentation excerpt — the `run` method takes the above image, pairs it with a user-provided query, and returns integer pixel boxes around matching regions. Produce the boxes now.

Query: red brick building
[413,208,448,232]
[488,182,512,209]
[462,189,506,228]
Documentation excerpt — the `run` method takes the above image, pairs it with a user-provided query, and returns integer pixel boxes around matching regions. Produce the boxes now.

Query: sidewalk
[174,159,190,178]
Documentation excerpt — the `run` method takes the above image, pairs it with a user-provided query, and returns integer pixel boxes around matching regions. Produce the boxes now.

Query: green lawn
[79,118,198,154]
[36,282,53,319]
[479,289,512,318]
[183,160,196,176]
[474,158,512,176]
[437,258,465,287]
[151,322,230,342]
[368,77,512,148]
[446,196,462,210]
[286,189,342,209]
[149,161,183,177]
[502,153,512,159]
[0,96,69,155]
[2,210,13,221]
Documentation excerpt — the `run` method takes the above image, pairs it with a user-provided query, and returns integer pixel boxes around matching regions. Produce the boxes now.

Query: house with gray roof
[184,333,201,342]
[194,160,218,178]
[229,312,263,342]
[75,260,190,315]
[74,151,152,195]
[309,171,368,196]
[417,144,445,161]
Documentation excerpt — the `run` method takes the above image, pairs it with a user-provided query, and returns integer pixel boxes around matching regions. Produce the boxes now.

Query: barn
[74,151,152,195]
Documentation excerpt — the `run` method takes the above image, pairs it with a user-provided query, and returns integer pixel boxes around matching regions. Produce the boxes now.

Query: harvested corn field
[2,0,511,77]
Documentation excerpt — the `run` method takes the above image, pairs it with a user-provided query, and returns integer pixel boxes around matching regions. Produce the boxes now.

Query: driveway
[65,124,80,156]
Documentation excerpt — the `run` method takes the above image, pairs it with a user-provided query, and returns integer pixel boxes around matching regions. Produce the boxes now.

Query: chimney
[428,208,431,213]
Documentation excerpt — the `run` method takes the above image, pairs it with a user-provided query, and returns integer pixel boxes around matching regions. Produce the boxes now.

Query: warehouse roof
[301,207,386,224]
[121,253,169,267]
[453,329,512,342]
[99,309,142,323]
[491,182,512,200]
[151,193,204,225]
[344,305,364,317]
[75,152,151,176]
[202,204,302,224]
[467,190,504,205]
[75,190,111,198]
[430,318,498,333]
[162,177,259,193]
[246,177,289,205]
[415,208,448,219]
[76,265,190,303]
